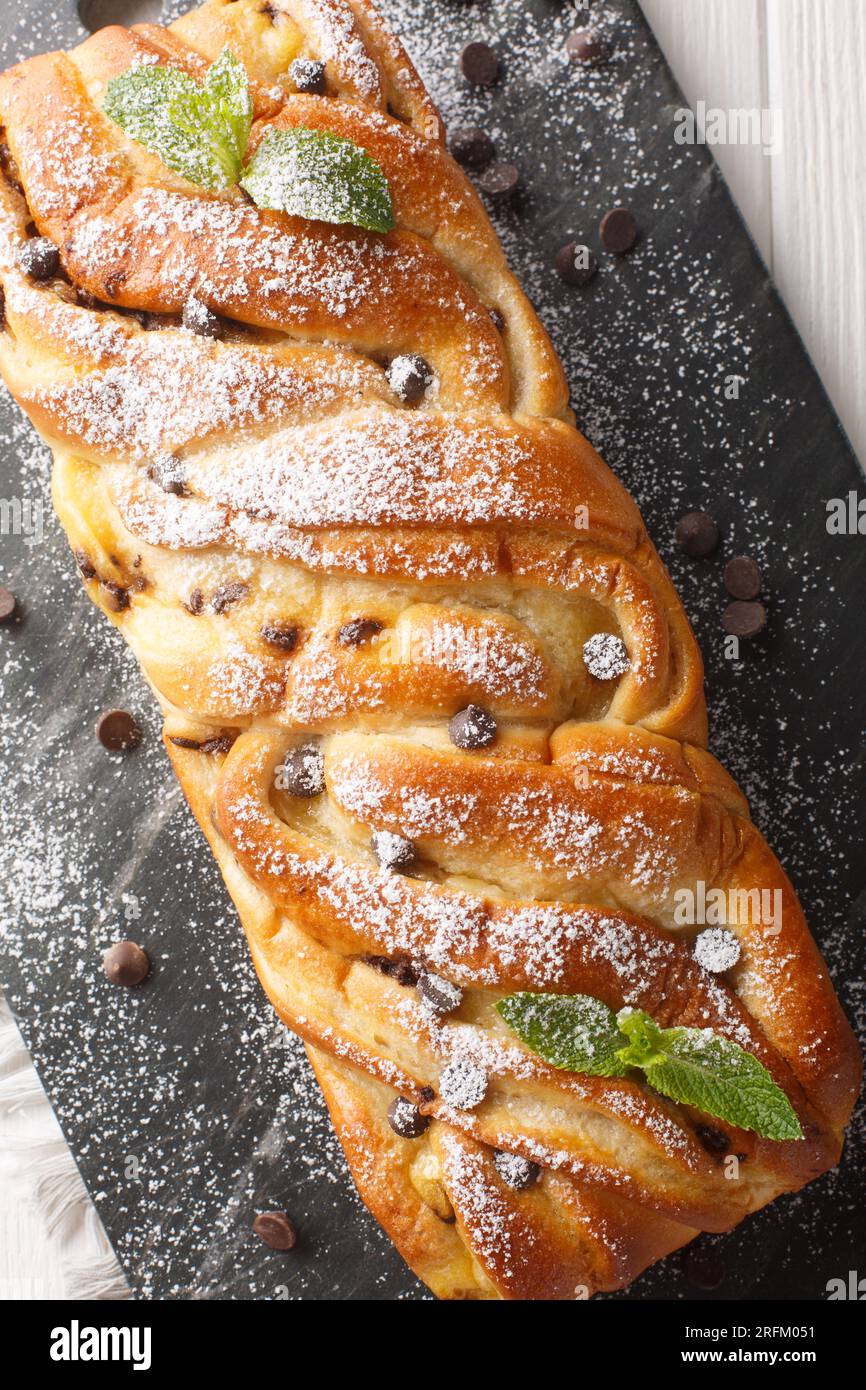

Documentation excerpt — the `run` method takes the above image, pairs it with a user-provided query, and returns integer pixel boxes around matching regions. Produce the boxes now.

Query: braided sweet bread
[0,0,859,1300]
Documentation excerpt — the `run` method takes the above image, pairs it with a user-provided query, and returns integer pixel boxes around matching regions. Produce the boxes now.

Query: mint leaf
[639,1028,804,1141]
[202,48,252,174]
[497,992,629,1076]
[104,49,249,191]
[240,127,395,232]
[497,992,803,1142]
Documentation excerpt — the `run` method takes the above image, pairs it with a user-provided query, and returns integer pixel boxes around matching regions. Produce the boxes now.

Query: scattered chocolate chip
[73,549,96,580]
[290,57,326,94]
[371,829,417,873]
[460,41,499,88]
[100,580,129,613]
[695,1124,731,1158]
[260,621,300,652]
[211,581,248,614]
[565,29,611,66]
[554,240,598,286]
[418,972,463,1017]
[182,295,224,339]
[387,353,433,405]
[0,586,17,623]
[277,744,325,797]
[0,285,6,330]
[477,161,519,202]
[252,1211,297,1250]
[418,1085,435,1105]
[582,632,630,680]
[185,588,204,615]
[96,708,142,752]
[493,1150,540,1190]
[600,206,639,254]
[18,236,60,281]
[674,510,720,558]
[364,955,420,987]
[337,617,383,647]
[448,704,497,750]
[439,1057,488,1111]
[694,927,741,974]
[147,454,188,496]
[449,125,495,169]
[489,306,506,334]
[722,600,767,639]
[723,554,762,601]
[102,940,150,986]
[387,1096,430,1138]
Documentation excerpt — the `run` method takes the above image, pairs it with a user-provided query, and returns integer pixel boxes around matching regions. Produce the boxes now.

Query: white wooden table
[2,0,865,1300]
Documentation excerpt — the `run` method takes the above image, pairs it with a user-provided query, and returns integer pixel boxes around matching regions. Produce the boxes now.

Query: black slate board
[1,0,864,1302]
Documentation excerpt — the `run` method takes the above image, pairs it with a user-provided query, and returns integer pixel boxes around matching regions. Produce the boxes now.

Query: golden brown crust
[0,0,859,1300]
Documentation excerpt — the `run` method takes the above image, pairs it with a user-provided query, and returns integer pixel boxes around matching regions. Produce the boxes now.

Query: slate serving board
[0,0,863,1302]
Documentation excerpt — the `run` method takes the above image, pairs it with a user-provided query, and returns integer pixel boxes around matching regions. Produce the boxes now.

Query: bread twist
[0,0,859,1300]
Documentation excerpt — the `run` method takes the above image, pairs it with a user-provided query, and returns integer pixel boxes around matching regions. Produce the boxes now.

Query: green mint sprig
[103,49,394,232]
[497,992,803,1141]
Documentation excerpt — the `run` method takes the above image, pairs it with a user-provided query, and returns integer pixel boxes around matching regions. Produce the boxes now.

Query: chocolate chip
[565,29,611,66]
[460,41,499,88]
[371,830,416,873]
[554,240,598,286]
[277,744,325,797]
[169,734,235,755]
[18,237,60,281]
[211,581,248,614]
[448,704,497,750]
[364,955,420,987]
[418,1085,435,1105]
[252,1211,297,1250]
[600,207,639,254]
[96,709,142,751]
[261,622,300,652]
[101,580,129,613]
[147,455,188,496]
[141,311,177,332]
[693,927,741,973]
[73,549,96,580]
[674,510,720,558]
[723,555,762,600]
[290,57,326,94]
[449,126,495,169]
[489,307,506,334]
[695,1124,731,1158]
[439,1057,488,1111]
[387,1096,430,1139]
[182,295,224,339]
[0,586,16,623]
[185,588,204,615]
[337,617,383,647]
[0,285,6,330]
[722,600,767,639]
[477,161,519,202]
[493,1150,540,1190]
[102,940,150,986]
[582,632,630,680]
[387,354,433,405]
[418,972,463,1017]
